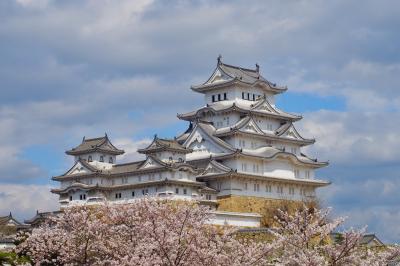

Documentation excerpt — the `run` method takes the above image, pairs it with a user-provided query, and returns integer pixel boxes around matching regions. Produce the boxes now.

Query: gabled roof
[213,115,314,146]
[177,96,301,122]
[60,158,100,177]
[52,156,200,181]
[191,57,287,94]
[24,211,61,225]
[359,234,384,246]
[183,121,236,153]
[0,213,22,226]
[138,135,192,154]
[215,116,265,136]
[275,122,315,143]
[201,160,233,176]
[66,134,124,156]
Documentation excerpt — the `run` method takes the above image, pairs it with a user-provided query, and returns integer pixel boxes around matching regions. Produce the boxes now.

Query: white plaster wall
[209,212,261,227]
[215,178,316,201]
[75,153,116,165]
[0,242,15,251]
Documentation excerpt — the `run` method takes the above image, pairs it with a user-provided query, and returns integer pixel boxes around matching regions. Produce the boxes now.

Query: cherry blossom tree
[17,199,276,266]
[273,205,400,266]
[17,200,399,266]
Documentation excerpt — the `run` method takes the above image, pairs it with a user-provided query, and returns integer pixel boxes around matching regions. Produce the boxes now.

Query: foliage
[17,200,276,266]
[17,199,399,266]
[0,251,31,265]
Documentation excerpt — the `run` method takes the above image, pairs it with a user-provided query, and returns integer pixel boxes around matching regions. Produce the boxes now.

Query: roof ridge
[221,62,257,73]
[84,136,107,142]
[113,160,146,167]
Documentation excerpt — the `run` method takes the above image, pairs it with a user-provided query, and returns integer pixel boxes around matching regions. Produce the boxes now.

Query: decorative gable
[252,99,279,114]
[139,157,164,169]
[201,160,231,176]
[207,67,232,84]
[237,117,265,135]
[65,161,94,176]
[184,126,231,156]
[284,125,303,140]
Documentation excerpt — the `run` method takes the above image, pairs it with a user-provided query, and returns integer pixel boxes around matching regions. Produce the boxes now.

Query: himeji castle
[51,57,330,227]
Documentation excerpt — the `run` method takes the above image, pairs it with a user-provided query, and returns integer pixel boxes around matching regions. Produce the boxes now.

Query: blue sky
[1,0,400,243]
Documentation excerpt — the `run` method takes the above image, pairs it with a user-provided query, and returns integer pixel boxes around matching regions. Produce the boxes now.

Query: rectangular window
[252,94,255,101]
[266,185,271,193]
[175,188,179,194]
[212,95,215,102]
[277,186,283,194]
[254,184,260,192]
[247,93,250,100]
[289,187,295,195]
[218,94,221,101]
[294,169,300,178]
[132,191,135,197]
[242,92,245,99]
[224,93,227,100]
[183,188,187,195]
[244,182,248,190]
[305,171,310,179]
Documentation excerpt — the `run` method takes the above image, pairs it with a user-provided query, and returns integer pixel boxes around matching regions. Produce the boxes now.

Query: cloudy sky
[0,0,399,242]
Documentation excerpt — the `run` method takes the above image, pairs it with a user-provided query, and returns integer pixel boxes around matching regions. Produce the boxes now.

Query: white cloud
[0,183,59,222]
[113,138,150,163]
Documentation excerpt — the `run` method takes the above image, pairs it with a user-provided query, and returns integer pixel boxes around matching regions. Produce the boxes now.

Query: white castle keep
[52,57,329,225]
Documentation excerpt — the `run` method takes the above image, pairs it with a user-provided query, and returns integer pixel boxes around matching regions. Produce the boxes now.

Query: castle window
[88,156,92,162]
[132,191,135,197]
[277,186,283,194]
[289,187,295,195]
[100,156,104,162]
[115,193,122,199]
[252,94,255,101]
[294,169,300,178]
[183,188,187,195]
[267,124,273,131]
[265,185,271,193]
[305,171,310,179]
[218,94,221,101]
[247,93,250,100]
[244,182,248,190]
[212,95,215,102]
[69,196,72,201]
[242,92,245,99]
[178,158,183,163]
[206,194,212,200]
[175,188,179,194]
[224,93,227,100]
[254,183,260,192]
[109,157,113,164]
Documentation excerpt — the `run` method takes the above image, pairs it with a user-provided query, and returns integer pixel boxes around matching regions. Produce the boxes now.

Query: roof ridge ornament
[255,63,260,73]
[217,54,222,65]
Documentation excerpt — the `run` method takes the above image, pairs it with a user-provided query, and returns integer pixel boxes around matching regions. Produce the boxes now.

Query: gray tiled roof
[191,60,287,93]
[66,134,124,156]
[138,136,191,154]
